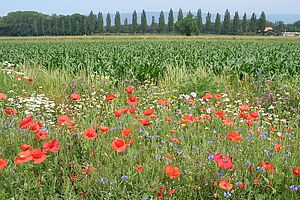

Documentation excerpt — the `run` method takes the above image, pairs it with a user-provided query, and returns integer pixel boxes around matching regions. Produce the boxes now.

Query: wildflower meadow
[0,36,300,199]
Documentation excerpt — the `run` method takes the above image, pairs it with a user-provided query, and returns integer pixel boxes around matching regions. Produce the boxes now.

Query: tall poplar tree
[215,13,221,34]
[223,9,231,35]
[141,10,147,33]
[124,18,129,33]
[232,11,240,34]
[196,9,203,33]
[106,12,111,33]
[97,12,104,33]
[168,9,174,32]
[150,16,156,33]
[205,12,211,33]
[159,11,166,33]
[250,13,257,33]
[177,8,183,21]
[88,11,96,34]
[114,11,121,33]
[242,13,248,33]
[259,11,266,32]
[132,10,138,33]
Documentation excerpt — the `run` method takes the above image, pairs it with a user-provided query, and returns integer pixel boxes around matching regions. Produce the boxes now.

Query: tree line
[0,9,299,36]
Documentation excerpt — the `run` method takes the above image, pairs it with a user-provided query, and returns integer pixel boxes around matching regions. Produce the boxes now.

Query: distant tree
[66,16,72,35]
[242,13,248,33]
[259,11,266,33]
[132,10,138,33]
[232,11,240,34]
[40,17,46,35]
[150,16,157,33]
[124,18,129,33]
[205,12,212,33]
[223,9,231,35]
[159,11,166,33]
[250,13,257,33]
[106,12,111,33]
[87,11,96,34]
[215,13,221,34]
[141,10,147,33]
[168,9,174,32]
[97,12,104,33]
[114,11,121,33]
[196,9,203,34]
[175,11,194,36]
[177,8,184,21]
[273,21,286,34]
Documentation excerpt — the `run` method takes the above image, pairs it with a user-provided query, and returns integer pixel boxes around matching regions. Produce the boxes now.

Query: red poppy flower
[70,93,81,100]
[184,114,196,123]
[112,138,128,152]
[106,94,116,102]
[135,165,143,173]
[19,116,33,129]
[164,165,181,179]
[0,158,8,170]
[214,93,223,99]
[222,118,234,126]
[203,92,214,101]
[169,188,175,196]
[129,107,136,113]
[4,108,18,115]
[31,148,47,164]
[14,151,33,165]
[83,128,98,139]
[144,108,154,116]
[99,126,109,133]
[139,118,151,126]
[219,179,233,190]
[127,96,139,105]
[158,100,168,105]
[122,128,131,137]
[125,86,134,94]
[274,144,283,152]
[28,77,33,82]
[239,104,250,112]
[16,75,23,80]
[20,144,31,151]
[214,153,234,170]
[250,111,259,119]
[0,93,8,100]
[35,130,49,140]
[238,182,246,189]
[57,115,75,126]
[82,165,95,176]
[293,167,300,176]
[114,109,123,117]
[215,110,225,118]
[227,131,242,142]
[166,117,172,123]
[43,139,61,153]
[258,161,274,171]
[169,138,180,143]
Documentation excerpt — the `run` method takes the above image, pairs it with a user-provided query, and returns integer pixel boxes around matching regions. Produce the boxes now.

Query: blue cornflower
[257,166,265,172]
[244,161,252,166]
[101,178,108,184]
[121,175,128,181]
[223,192,232,198]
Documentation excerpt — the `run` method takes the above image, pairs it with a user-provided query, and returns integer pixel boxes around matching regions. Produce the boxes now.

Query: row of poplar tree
[0,9,267,36]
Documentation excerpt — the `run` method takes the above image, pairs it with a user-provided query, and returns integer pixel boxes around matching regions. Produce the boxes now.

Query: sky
[1,0,300,16]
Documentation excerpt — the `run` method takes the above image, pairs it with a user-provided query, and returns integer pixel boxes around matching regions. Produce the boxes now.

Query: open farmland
[0,36,300,82]
[0,36,300,199]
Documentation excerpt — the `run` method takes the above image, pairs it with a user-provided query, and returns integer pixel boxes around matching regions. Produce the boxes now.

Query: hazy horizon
[1,0,300,17]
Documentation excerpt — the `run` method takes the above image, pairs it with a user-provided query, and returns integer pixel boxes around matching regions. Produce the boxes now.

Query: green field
[0,36,299,199]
